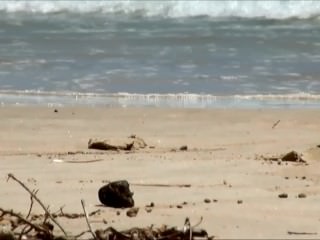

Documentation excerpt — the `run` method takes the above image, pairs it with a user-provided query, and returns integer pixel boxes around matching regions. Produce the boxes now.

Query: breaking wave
[1,1,320,20]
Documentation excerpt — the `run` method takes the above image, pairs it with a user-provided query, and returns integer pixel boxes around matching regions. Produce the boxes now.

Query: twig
[272,120,281,129]
[192,216,203,229]
[0,207,47,234]
[81,199,97,240]
[58,159,104,163]
[184,218,192,240]
[26,193,35,219]
[7,173,68,237]
[288,231,317,235]
[19,194,35,240]
[74,230,91,238]
[133,183,191,188]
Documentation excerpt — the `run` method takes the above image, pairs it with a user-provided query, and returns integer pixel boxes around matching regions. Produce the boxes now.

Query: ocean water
[1,0,320,108]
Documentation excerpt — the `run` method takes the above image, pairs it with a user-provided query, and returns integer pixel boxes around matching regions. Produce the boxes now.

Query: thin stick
[26,193,35,219]
[7,173,68,237]
[134,183,191,188]
[81,199,97,240]
[288,231,317,235]
[19,194,35,240]
[74,230,91,238]
[272,120,281,129]
[192,216,203,229]
[54,159,104,164]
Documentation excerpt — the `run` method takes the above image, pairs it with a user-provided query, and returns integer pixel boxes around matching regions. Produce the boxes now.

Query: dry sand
[1,106,320,239]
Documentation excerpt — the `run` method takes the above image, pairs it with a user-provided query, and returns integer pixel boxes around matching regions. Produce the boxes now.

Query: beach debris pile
[95,221,211,240]
[88,135,147,151]
[98,180,134,208]
[2,173,213,240]
[261,150,306,164]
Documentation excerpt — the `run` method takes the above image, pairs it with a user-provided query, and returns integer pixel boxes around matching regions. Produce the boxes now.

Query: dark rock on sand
[180,145,188,151]
[298,193,307,198]
[278,193,288,198]
[281,151,305,163]
[145,207,152,213]
[98,180,134,208]
[126,207,139,217]
[146,202,155,207]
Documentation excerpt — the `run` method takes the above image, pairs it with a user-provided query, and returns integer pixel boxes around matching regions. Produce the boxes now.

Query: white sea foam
[1,1,320,19]
[0,90,320,107]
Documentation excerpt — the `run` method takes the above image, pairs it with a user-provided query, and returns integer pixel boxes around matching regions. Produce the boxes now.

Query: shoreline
[2,91,320,109]
[1,106,320,238]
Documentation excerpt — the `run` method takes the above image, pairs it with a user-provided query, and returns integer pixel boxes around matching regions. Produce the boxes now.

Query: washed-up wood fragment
[88,135,147,151]
[88,139,134,151]
[288,231,317,235]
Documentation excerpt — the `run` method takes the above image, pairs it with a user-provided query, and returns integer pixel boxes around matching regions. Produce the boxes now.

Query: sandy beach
[1,106,320,239]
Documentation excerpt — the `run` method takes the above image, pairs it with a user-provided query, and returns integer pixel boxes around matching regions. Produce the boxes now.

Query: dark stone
[145,207,152,213]
[237,200,243,204]
[298,193,306,198]
[281,151,305,163]
[278,193,288,198]
[54,109,58,113]
[126,207,139,217]
[98,180,134,208]
[204,198,211,203]
[180,145,188,151]
[146,202,154,207]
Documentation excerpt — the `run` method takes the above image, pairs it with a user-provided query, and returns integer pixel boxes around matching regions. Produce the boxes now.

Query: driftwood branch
[81,199,97,240]
[7,173,68,237]
[288,231,317,235]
